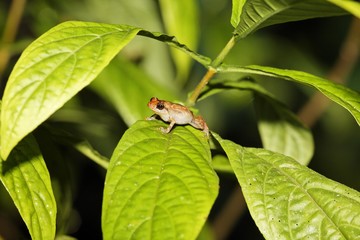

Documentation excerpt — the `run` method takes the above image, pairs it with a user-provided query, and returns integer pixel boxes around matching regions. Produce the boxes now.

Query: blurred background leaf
[159,0,199,84]
[90,56,177,126]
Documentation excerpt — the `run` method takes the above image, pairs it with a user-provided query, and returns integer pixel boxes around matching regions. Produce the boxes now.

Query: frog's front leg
[161,119,176,134]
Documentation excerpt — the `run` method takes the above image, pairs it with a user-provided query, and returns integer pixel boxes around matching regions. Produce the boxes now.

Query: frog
[147,97,209,137]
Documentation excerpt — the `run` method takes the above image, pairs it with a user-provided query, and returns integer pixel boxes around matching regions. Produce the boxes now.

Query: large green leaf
[0,135,57,240]
[1,21,141,159]
[200,79,314,165]
[231,0,347,38]
[213,133,360,239]
[220,65,360,125]
[159,0,199,83]
[90,56,176,126]
[102,120,219,240]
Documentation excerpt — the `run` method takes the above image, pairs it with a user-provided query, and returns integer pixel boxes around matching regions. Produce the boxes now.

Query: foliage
[0,0,360,239]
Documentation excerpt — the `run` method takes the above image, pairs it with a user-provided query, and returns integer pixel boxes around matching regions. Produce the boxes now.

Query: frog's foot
[159,127,170,134]
[202,128,210,139]
[159,121,175,134]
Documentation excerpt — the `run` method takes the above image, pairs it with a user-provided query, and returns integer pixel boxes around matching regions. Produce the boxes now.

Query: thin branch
[187,35,237,105]
[211,187,247,240]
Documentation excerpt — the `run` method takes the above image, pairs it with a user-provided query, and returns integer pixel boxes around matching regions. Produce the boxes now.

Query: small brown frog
[147,97,209,137]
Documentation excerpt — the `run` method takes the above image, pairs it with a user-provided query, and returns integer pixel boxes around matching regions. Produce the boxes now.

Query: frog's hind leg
[191,116,209,138]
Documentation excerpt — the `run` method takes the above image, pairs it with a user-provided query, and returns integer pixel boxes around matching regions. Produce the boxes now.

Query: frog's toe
[159,127,169,134]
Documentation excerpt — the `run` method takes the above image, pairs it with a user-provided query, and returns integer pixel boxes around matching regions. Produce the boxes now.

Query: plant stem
[187,35,237,105]
[187,67,216,105]
[211,34,237,67]
[0,0,26,86]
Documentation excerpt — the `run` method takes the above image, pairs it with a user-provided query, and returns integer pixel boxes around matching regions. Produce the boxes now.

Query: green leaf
[159,0,199,83]
[327,0,360,18]
[231,0,247,28]
[231,0,347,38]
[220,65,360,125]
[213,133,360,239]
[138,30,211,67]
[201,79,314,165]
[102,120,219,240]
[254,95,313,165]
[1,21,141,159]
[0,135,57,240]
[90,56,176,126]
[35,127,73,234]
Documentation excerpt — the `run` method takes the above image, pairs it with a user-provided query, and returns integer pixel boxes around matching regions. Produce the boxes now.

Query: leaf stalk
[187,35,237,105]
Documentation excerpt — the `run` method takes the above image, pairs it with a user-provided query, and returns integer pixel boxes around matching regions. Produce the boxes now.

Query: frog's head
[147,97,166,114]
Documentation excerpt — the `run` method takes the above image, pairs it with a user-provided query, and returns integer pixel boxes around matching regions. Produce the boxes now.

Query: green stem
[187,67,216,106]
[211,35,237,67]
[187,35,237,105]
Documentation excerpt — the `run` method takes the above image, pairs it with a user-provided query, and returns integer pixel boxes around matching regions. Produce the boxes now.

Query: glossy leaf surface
[214,133,360,239]
[1,21,141,159]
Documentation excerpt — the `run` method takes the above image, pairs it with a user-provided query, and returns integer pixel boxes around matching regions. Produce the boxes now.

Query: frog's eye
[156,102,164,110]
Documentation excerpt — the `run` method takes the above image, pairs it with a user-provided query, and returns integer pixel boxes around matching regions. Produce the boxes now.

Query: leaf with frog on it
[213,133,360,239]
[200,78,313,166]
[0,134,57,240]
[231,0,347,38]
[102,120,219,240]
